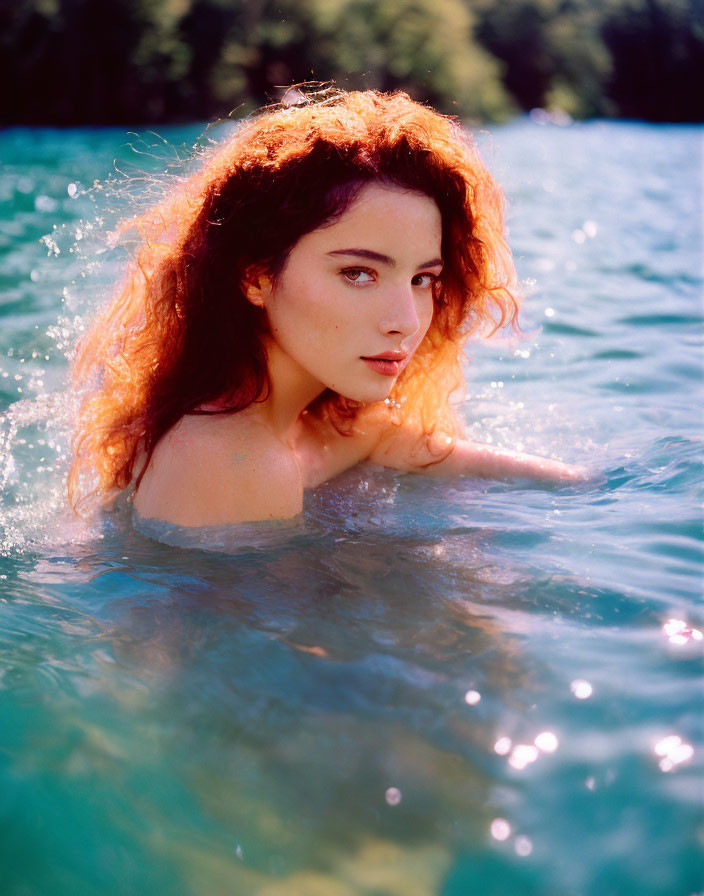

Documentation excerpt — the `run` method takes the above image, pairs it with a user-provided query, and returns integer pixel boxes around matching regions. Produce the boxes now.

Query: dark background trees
[0,0,701,125]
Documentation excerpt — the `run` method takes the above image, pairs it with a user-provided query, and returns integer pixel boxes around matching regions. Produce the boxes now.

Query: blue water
[0,120,702,895]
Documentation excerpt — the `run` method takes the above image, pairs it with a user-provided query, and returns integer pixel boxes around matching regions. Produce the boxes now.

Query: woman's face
[255,182,443,404]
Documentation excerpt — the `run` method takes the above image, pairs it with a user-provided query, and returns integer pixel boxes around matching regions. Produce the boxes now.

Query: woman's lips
[362,357,400,376]
[361,352,407,377]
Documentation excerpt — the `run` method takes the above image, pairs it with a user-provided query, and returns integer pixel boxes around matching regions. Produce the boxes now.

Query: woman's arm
[367,415,586,483]
[419,439,586,482]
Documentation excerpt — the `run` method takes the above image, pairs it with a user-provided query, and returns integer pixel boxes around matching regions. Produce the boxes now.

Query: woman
[68,89,582,527]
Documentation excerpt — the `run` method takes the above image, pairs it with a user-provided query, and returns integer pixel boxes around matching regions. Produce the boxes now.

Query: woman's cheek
[417,297,435,342]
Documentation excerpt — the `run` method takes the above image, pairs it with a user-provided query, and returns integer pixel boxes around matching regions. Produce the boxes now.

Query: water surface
[0,119,702,895]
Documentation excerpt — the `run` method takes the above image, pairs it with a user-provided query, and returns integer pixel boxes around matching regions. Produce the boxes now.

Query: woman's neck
[254,338,326,438]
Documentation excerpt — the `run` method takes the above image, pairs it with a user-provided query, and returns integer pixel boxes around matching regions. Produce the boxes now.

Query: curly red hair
[68,89,519,514]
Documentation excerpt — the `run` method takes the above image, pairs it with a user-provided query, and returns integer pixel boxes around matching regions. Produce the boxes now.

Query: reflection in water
[3,483,554,894]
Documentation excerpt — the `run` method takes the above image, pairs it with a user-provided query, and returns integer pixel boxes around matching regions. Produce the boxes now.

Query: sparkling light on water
[570,679,593,699]
[494,736,512,756]
[663,618,703,646]
[654,736,694,772]
[508,744,540,770]
[654,735,684,756]
[490,818,511,841]
[0,118,701,896]
[534,731,559,753]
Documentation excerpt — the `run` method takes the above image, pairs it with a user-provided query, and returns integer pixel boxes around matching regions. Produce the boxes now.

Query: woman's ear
[243,268,272,308]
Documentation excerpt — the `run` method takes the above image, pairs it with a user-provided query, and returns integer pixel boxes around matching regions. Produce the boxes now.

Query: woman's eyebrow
[327,248,394,265]
[418,257,444,270]
[327,248,443,269]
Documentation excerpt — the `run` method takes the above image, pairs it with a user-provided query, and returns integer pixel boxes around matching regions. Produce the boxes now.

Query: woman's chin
[334,383,395,405]
[325,363,406,404]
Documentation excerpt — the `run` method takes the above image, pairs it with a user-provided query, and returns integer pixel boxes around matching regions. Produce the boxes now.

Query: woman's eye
[412,273,438,288]
[342,268,374,284]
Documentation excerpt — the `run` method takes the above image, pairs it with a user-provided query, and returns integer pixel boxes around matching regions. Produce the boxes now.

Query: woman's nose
[379,286,422,338]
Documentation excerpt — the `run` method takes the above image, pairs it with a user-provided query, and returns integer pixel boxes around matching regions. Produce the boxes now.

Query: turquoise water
[0,120,702,895]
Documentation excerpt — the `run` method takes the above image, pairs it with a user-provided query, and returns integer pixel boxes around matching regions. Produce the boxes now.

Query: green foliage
[471,0,703,121]
[601,0,704,121]
[0,0,701,124]
[307,0,514,121]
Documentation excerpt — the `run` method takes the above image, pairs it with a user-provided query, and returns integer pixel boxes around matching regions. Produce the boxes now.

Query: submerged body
[133,402,581,527]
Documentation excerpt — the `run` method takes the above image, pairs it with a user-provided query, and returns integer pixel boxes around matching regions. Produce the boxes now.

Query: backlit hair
[68,89,519,514]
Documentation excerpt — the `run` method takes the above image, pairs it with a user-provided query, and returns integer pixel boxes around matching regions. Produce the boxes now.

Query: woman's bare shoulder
[133,414,303,527]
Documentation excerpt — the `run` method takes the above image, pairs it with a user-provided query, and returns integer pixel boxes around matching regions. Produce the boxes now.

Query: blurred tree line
[0,0,701,125]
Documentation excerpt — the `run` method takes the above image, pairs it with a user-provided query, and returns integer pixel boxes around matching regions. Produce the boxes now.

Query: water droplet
[385,787,402,806]
[515,835,533,857]
[35,195,58,213]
